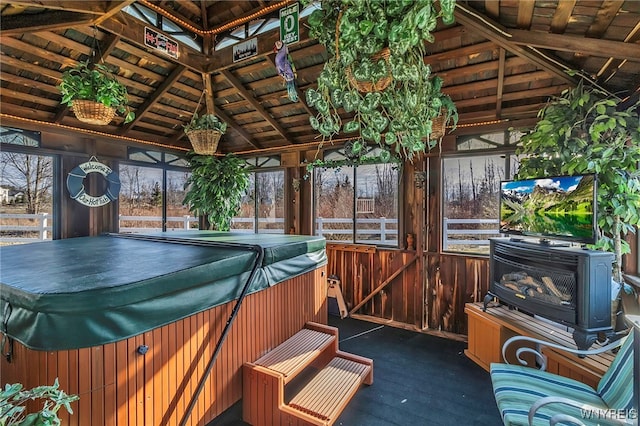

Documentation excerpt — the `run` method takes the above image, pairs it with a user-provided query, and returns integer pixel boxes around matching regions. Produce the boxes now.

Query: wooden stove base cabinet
[0,232,328,426]
[486,238,615,350]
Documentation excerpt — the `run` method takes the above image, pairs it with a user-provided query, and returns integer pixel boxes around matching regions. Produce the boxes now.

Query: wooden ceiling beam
[119,65,186,134]
[265,53,315,118]
[550,0,577,33]
[508,29,640,61]
[516,0,535,29]
[220,69,292,144]
[453,3,578,86]
[496,48,506,118]
[212,107,262,150]
[0,11,94,35]
[98,12,211,73]
[3,1,108,14]
[205,23,311,73]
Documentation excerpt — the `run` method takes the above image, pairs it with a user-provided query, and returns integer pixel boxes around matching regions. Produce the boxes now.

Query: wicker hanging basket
[430,114,447,140]
[72,100,116,126]
[336,12,393,93]
[186,129,222,156]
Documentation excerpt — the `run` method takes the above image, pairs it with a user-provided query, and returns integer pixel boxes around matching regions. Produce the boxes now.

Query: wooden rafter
[550,0,577,33]
[98,11,211,73]
[215,107,262,150]
[265,53,316,118]
[516,0,535,29]
[454,3,578,86]
[496,48,505,118]
[0,11,94,34]
[220,68,292,144]
[508,29,640,61]
[119,65,187,134]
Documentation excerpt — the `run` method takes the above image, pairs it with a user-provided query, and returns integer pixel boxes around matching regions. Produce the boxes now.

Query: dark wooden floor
[211,315,502,426]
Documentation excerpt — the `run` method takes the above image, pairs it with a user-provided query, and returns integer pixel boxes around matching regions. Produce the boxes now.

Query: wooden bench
[242,322,373,426]
[465,302,615,389]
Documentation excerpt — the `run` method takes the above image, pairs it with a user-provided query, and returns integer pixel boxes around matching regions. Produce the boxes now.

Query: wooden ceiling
[1,0,639,155]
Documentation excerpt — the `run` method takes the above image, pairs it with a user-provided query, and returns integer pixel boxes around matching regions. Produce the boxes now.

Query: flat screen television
[499,174,597,245]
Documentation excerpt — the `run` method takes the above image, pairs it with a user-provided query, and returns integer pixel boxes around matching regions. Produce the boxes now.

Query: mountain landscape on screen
[500,174,596,243]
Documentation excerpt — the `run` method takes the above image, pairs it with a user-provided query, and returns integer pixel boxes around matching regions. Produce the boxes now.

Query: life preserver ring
[66,160,120,207]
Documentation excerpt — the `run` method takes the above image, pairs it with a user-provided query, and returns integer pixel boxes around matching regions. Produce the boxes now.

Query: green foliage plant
[182,154,249,231]
[183,113,228,134]
[58,61,134,123]
[516,79,640,282]
[0,379,78,426]
[302,0,458,161]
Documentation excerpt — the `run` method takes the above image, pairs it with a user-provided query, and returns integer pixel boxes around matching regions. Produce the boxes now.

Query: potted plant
[183,113,228,156]
[182,153,249,231]
[0,378,78,425]
[302,0,458,161]
[516,79,640,285]
[58,60,134,125]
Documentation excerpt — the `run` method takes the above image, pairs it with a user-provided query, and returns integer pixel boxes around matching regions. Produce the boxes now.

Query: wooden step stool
[242,322,373,426]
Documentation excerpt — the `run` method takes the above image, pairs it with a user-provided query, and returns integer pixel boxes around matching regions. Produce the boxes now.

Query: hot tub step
[242,322,373,426]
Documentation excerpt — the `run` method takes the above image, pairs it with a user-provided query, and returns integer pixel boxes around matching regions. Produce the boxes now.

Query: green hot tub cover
[0,232,326,351]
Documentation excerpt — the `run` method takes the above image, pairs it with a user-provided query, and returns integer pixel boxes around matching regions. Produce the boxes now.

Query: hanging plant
[304,141,401,179]
[182,153,249,231]
[58,61,134,125]
[516,79,640,283]
[184,113,228,155]
[302,0,458,161]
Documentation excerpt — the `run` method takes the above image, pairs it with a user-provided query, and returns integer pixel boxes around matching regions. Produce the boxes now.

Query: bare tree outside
[0,152,52,214]
[1,151,54,244]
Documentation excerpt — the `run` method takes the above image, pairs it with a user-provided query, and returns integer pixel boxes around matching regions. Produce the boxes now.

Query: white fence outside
[315,217,398,245]
[0,213,52,242]
[443,217,501,250]
[118,215,286,234]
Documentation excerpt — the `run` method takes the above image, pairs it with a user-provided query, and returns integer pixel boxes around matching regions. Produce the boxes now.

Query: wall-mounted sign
[233,38,257,63]
[279,3,299,45]
[144,27,179,59]
[66,158,120,207]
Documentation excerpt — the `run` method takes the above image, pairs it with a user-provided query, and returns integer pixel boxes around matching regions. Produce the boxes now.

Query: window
[313,148,400,245]
[442,130,524,254]
[119,149,194,233]
[231,156,285,234]
[1,128,56,244]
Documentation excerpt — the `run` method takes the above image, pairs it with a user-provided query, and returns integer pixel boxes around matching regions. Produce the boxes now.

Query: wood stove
[485,238,615,350]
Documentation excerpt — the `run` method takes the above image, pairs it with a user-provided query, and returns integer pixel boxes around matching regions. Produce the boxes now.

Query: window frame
[118,149,192,233]
[311,155,401,247]
[236,165,286,234]
[0,137,61,241]
[440,132,522,256]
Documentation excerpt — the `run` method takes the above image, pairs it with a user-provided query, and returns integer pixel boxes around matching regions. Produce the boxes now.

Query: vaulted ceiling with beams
[1,1,639,155]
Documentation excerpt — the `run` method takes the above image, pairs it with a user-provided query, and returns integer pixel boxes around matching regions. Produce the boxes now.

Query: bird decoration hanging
[273,40,298,102]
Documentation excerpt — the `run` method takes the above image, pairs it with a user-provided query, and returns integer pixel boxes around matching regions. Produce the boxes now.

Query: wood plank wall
[1,266,327,426]
[326,244,423,329]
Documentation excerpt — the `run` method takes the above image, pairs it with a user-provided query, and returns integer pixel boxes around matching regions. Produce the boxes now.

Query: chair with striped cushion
[490,329,636,426]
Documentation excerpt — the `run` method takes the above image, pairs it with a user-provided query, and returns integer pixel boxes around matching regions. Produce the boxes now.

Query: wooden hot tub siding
[1,266,327,426]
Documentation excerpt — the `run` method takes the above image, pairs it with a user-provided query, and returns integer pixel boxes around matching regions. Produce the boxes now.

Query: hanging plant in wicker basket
[302,0,458,161]
[59,61,134,125]
[184,113,228,155]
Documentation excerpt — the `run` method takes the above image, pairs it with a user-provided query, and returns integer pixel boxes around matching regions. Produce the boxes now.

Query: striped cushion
[491,363,607,426]
[597,333,634,411]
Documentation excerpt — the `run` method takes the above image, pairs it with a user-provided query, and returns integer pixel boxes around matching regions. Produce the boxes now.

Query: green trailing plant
[304,140,401,178]
[183,113,228,134]
[0,379,78,426]
[516,79,640,283]
[183,154,249,231]
[302,0,458,161]
[58,60,134,123]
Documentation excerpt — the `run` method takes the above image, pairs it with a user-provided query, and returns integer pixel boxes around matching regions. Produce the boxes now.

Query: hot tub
[0,232,327,426]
